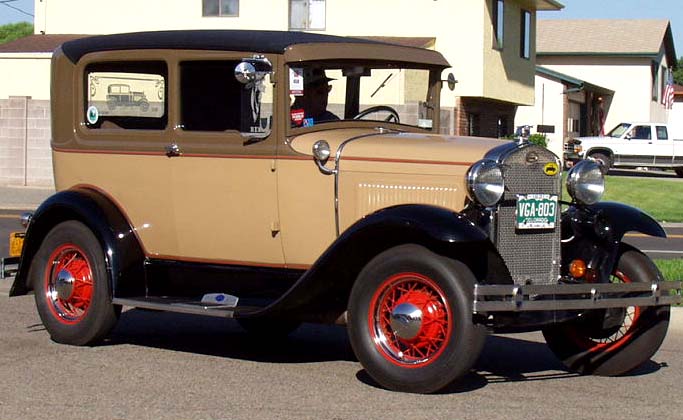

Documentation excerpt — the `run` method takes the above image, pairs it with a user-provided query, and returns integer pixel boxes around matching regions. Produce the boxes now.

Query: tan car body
[49,42,503,270]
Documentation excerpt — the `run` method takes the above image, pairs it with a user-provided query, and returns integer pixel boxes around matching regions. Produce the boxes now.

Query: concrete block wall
[0,97,53,186]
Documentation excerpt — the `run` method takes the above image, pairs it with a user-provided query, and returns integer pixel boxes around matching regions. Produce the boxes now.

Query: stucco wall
[514,73,565,157]
[0,97,53,186]
[0,54,52,100]
[538,55,670,131]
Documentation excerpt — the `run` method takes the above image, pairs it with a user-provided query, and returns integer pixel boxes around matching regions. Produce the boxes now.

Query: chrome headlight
[566,160,604,205]
[467,159,505,207]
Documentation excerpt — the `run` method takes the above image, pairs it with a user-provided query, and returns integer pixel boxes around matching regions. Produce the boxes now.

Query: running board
[113,294,242,318]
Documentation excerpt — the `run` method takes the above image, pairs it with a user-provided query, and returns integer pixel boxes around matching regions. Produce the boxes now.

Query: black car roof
[61,30,389,63]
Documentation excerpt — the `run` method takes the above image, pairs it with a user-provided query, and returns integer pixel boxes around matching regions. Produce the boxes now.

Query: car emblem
[543,162,559,176]
[526,152,539,163]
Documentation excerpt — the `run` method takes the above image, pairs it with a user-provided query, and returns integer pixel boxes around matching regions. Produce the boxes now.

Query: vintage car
[105,83,150,112]
[6,30,681,394]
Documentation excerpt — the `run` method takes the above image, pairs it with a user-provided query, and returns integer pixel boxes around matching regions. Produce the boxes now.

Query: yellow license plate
[9,232,25,257]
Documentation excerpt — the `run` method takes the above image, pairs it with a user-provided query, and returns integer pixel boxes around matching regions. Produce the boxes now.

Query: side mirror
[234,62,257,84]
[234,55,273,85]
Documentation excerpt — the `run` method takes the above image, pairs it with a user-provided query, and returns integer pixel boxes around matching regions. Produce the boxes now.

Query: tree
[0,22,33,45]
[674,57,683,86]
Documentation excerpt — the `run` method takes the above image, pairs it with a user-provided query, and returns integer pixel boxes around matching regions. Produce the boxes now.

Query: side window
[86,61,167,130]
[631,125,651,140]
[492,0,504,49]
[656,126,668,140]
[180,60,272,136]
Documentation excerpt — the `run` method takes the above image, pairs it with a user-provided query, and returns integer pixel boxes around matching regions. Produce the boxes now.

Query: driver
[292,68,339,126]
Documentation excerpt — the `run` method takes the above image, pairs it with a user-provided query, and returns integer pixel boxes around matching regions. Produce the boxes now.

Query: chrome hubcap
[55,269,75,300]
[390,302,423,340]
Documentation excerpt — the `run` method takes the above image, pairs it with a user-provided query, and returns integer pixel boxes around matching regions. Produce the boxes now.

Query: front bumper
[473,281,682,312]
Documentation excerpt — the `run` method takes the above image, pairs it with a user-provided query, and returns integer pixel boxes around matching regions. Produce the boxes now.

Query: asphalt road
[0,294,682,420]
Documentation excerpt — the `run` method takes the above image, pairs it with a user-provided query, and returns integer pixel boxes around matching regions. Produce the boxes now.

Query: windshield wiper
[371,73,394,98]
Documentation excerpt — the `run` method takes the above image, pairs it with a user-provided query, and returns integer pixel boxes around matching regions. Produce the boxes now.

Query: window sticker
[86,105,99,124]
[289,67,304,96]
[291,108,305,125]
[302,118,314,127]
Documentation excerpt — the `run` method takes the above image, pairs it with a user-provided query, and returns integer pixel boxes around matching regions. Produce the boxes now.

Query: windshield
[606,123,630,138]
[288,62,437,130]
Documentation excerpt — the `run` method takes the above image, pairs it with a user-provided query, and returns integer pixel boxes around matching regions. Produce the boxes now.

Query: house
[535,19,676,135]
[515,66,613,157]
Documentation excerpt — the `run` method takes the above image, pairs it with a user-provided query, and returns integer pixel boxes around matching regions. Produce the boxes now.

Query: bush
[0,22,33,45]
[527,133,548,148]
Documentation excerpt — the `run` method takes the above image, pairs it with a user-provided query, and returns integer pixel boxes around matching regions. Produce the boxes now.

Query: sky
[0,0,682,56]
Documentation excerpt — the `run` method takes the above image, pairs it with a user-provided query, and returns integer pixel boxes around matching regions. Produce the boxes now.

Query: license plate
[9,232,25,257]
[516,194,558,229]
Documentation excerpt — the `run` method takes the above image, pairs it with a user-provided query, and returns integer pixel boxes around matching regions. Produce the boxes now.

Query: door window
[656,126,669,140]
[630,125,651,140]
[179,60,272,138]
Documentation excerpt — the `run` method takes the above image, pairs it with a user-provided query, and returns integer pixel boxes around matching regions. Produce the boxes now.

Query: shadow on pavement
[103,308,664,393]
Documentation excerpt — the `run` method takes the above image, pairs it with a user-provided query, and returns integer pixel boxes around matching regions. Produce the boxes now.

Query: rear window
[656,126,668,140]
[85,61,167,130]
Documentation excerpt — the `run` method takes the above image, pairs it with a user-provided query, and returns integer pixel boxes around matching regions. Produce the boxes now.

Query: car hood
[288,128,505,171]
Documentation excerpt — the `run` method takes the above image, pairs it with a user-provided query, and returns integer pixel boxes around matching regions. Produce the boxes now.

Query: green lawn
[562,174,683,222]
[654,259,683,282]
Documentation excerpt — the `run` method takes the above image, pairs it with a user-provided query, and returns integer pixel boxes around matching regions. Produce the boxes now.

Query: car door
[615,125,655,166]
[168,54,285,265]
[653,125,674,166]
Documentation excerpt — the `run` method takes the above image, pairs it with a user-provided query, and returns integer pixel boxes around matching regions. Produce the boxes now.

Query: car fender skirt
[242,204,506,323]
[10,188,145,297]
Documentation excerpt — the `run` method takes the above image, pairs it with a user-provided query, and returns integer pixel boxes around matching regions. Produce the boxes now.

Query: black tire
[347,244,486,393]
[675,168,683,178]
[31,221,120,345]
[236,318,301,338]
[589,152,612,176]
[542,244,669,375]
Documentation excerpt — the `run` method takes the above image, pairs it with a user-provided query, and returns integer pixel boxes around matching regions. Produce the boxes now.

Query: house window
[492,0,504,49]
[467,113,480,136]
[520,10,531,59]
[290,0,326,30]
[203,0,238,17]
[651,61,659,101]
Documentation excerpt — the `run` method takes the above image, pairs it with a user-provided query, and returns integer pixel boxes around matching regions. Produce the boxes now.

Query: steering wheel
[353,106,400,123]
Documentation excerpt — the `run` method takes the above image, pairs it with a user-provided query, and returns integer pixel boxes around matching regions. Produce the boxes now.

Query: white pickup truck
[564,122,683,176]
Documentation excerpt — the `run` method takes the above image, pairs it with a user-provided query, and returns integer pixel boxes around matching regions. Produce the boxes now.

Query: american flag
[663,70,675,110]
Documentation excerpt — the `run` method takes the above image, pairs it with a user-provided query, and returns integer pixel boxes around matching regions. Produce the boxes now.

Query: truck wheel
[675,168,683,178]
[542,244,669,375]
[589,152,612,175]
[31,221,120,346]
[347,244,486,393]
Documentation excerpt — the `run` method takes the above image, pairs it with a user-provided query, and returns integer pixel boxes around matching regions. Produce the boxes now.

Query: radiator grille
[495,146,562,285]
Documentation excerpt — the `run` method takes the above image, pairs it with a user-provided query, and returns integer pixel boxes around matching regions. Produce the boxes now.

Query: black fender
[562,201,665,283]
[242,204,508,323]
[10,187,146,298]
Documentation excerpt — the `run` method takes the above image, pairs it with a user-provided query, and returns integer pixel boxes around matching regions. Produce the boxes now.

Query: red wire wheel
[43,243,94,324]
[368,272,452,367]
[348,244,486,393]
[542,245,670,376]
[567,269,641,353]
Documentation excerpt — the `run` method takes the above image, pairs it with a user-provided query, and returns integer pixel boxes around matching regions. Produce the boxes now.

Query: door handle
[165,143,181,157]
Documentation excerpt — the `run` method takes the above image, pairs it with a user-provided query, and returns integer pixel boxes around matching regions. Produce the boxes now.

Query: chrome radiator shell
[486,143,562,285]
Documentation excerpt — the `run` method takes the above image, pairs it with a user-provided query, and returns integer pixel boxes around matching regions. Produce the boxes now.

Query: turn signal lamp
[569,259,586,278]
